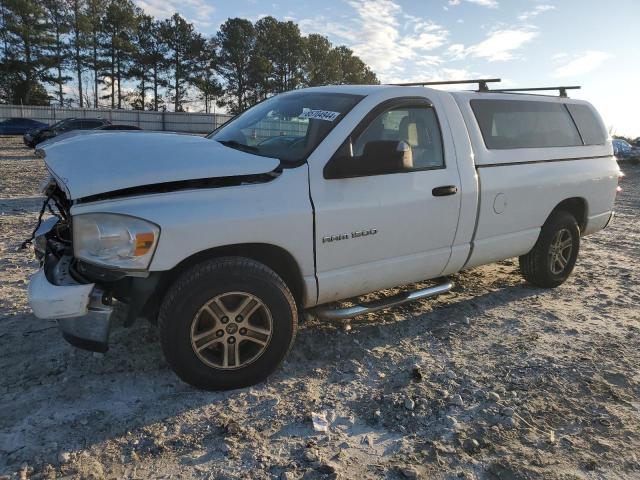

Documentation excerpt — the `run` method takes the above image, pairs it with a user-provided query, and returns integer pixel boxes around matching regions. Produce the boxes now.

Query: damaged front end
[26,131,286,354]
[25,181,113,352]
[30,253,116,352]
[26,181,159,353]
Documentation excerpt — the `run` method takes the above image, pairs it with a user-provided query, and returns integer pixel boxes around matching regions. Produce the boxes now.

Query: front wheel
[519,210,580,288]
[158,257,297,390]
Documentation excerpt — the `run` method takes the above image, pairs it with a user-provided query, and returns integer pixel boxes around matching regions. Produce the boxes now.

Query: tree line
[0,0,379,114]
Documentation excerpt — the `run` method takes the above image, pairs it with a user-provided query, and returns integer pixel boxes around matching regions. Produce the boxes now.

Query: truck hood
[40,132,281,200]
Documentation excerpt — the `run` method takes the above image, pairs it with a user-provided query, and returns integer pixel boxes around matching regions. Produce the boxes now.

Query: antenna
[489,86,581,98]
[389,78,501,91]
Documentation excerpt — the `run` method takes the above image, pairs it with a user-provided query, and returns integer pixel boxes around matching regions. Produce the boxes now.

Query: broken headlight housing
[73,213,160,271]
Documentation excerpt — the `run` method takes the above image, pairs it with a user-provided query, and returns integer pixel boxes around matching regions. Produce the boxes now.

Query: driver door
[309,97,462,304]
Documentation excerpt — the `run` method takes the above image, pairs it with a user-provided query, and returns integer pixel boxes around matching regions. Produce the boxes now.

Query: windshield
[209,92,363,164]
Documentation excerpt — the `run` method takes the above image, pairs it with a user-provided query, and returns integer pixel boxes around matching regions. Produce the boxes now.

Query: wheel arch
[145,243,307,322]
[548,197,588,233]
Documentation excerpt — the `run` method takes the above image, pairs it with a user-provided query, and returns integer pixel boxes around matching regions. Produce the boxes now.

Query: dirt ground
[0,134,638,480]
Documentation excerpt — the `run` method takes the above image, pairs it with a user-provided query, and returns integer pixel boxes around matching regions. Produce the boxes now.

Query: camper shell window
[471,99,604,150]
[566,103,607,145]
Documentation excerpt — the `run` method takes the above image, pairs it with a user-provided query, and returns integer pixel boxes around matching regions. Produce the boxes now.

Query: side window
[82,120,103,129]
[566,104,606,145]
[471,99,583,149]
[352,105,444,169]
[56,121,73,132]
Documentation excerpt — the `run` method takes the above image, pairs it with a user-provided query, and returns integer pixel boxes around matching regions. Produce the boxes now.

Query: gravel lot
[0,135,638,480]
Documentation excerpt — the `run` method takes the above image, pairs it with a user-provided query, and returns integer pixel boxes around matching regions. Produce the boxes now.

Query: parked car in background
[37,124,144,148]
[613,138,640,163]
[23,117,111,147]
[0,117,48,135]
[631,140,640,163]
[613,138,632,157]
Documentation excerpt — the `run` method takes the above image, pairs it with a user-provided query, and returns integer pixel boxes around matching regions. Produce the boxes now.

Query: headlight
[73,213,160,270]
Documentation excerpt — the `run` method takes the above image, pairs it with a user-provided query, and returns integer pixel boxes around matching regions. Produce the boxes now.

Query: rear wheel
[158,257,297,390]
[519,210,580,288]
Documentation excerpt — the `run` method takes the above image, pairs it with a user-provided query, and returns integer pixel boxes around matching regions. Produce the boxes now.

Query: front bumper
[28,254,116,353]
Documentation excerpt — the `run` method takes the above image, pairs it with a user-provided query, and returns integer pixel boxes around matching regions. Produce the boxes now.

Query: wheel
[519,210,580,288]
[158,257,297,390]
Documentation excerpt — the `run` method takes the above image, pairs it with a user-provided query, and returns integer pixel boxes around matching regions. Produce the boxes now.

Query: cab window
[352,105,444,169]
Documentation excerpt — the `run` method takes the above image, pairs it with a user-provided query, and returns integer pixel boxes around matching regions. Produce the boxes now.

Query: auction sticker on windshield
[299,109,341,122]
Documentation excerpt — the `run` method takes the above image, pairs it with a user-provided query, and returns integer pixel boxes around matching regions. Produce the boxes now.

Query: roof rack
[387,79,581,97]
[389,78,501,91]
[489,86,581,98]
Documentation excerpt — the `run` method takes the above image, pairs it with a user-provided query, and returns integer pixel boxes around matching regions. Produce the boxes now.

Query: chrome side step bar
[311,278,453,321]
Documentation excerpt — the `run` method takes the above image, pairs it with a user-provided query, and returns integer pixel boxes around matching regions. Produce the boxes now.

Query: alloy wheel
[190,292,273,370]
[548,228,573,275]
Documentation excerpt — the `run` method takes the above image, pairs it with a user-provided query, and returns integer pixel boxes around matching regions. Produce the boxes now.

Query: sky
[135,0,640,137]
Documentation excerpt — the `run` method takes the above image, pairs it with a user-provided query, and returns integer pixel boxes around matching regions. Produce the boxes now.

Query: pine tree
[251,16,277,96]
[68,0,87,107]
[160,13,203,111]
[193,37,222,113]
[334,45,378,85]
[247,51,270,104]
[148,19,168,111]
[3,0,54,105]
[85,0,105,107]
[102,0,136,109]
[0,3,379,109]
[304,34,341,86]
[0,0,11,102]
[129,14,168,110]
[43,0,72,106]
[273,20,305,92]
[129,13,153,109]
[254,17,305,94]
[216,18,255,114]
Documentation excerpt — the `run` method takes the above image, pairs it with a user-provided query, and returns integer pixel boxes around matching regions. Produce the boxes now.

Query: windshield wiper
[216,139,259,154]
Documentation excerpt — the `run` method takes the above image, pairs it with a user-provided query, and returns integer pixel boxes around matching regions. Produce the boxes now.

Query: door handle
[432,185,458,197]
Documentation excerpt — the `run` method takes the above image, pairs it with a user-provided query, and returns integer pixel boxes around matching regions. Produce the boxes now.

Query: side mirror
[325,140,413,179]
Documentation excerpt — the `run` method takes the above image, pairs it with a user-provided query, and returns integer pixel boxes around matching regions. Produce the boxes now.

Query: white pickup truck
[27,82,620,390]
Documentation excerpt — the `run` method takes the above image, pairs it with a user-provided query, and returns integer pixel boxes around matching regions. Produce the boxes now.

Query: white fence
[0,104,233,134]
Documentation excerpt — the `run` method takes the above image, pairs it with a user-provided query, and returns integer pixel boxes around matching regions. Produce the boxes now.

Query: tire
[158,257,297,390]
[519,210,580,288]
